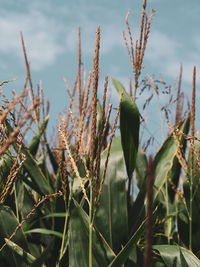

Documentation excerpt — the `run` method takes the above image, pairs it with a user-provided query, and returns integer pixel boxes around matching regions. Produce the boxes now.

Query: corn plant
[0,0,200,266]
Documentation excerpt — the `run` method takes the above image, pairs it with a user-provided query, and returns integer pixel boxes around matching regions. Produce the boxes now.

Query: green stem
[108,179,112,248]
[59,210,69,261]
[58,177,73,262]
[14,182,19,221]
[127,176,132,214]
[89,223,93,267]
[189,174,193,251]
[165,180,170,244]
[89,179,93,267]
[133,86,137,102]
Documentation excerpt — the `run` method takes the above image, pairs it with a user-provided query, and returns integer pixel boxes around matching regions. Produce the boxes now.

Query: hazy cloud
[0,2,125,72]
[0,10,64,70]
[145,30,200,84]
[146,31,180,65]
[64,21,124,56]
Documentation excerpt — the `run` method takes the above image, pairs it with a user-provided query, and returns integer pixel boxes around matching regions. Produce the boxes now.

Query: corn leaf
[25,228,62,239]
[29,115,49,157]
[0,152,14,183]
[111,78,139,180]
[46,143,59,174]
[108,217,146,267]
[4,238,36,265]
[4,120,50,196]
[135,146,148,189]
[153,245,200,267]
[178,133,200,252]
[69,199,115,267]
[154,118,190,202]
[95,136,128,253]
[0,206,30,267]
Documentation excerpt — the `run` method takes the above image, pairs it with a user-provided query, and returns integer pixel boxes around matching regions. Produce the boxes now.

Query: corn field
[0,0,200,266]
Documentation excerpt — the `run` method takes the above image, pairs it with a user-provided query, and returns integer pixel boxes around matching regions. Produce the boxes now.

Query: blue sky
[1,0,200,150]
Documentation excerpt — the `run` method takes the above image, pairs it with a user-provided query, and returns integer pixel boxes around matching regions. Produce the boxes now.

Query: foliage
[0,1,200,266]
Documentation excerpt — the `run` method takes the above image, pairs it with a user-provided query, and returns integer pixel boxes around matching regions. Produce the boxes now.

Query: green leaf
[46,143,59,174]
[95,136,128,253]
[152,118,189,241]
[42,212,66,219]
[15,182,41,226]
[22,149,50,195]
[0,206,29,267]
[4,238,36,265]
[0,152,15,203]
[25,228,63,239]
[111,78,140,179]
[128,175,146,236]
[196,250,200,259]
[180,248,190,267]
[135,146,148,189]
[153,245,200,267]
[167,117,190,202]
[4,120,50,196]
[69,199,115,267]
[38,153,54,191]
[154,118,190,202]
[30,240,53,267]
[0,151,14,183]
[29,115,49,157]
[108,217,146,267]
[179,132,200,251]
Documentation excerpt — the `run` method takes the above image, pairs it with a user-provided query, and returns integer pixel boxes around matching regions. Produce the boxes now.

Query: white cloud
[0,1,126,72]
[146,31,180,65]
[100,24,124,54]
[164,61,200,85]
[1,0,198,86]
[145,30,200,85]
[0,10,64,71]
[148,0,161,3]
[64,22,124,56]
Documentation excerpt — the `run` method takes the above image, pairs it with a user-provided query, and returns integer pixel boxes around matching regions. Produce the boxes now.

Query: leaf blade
[111,78,140,179]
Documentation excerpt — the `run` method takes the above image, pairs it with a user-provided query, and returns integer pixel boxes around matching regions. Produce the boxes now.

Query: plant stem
[89,179,93,267]
[59,210,69,261]
[165,180,170,244]
[144,155,154,267]
[108,180,113,248]
[59,178,72,262]
[133,86,137,102]
[127,176,132,212]
[189,173,193,251]
[14,182,19,222]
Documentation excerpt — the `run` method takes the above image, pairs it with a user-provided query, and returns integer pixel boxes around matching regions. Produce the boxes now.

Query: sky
[1,0,200,151]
